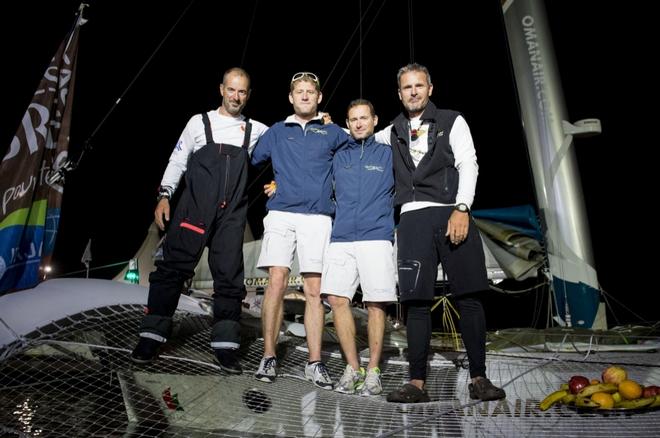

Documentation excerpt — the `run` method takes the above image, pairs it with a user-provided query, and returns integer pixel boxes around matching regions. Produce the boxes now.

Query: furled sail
[0,8,86,294]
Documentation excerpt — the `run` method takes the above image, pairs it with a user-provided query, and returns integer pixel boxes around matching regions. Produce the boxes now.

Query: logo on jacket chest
[308,127,328,135]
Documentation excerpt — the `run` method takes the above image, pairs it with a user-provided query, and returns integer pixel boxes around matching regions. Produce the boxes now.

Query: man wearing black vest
[376,63,506,403]
[130,67,268,374]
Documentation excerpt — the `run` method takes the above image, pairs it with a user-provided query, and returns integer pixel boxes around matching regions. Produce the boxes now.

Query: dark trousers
[147,201,247,322]
[405,296,486,380]
[142,144,248,346]
[397,207,489,380]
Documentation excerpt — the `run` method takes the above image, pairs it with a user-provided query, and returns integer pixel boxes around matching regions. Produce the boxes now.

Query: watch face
[456,204,468,212]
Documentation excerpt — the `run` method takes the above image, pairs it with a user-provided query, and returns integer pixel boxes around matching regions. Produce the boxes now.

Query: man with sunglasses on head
[251,72,349,389]
[374,63,506,403]
[131,67,268,375]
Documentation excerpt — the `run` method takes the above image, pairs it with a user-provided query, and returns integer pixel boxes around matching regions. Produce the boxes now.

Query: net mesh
[1,304,660,437]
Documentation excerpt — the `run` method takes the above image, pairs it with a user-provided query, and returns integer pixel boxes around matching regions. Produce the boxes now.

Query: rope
[431,296,461,351]
[489,278,550,294]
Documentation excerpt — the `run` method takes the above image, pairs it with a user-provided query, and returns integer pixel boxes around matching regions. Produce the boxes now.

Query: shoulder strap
[201,112,214,144]
[242,117,252,149]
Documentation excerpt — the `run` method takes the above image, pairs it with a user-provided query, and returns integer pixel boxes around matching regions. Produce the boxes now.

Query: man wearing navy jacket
[324,99,396,397]
[251,72,349,389]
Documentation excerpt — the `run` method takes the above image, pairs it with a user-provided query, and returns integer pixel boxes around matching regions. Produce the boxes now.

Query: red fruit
[642,385,660,398]
[602,366,627,385]
[568,375,590,394]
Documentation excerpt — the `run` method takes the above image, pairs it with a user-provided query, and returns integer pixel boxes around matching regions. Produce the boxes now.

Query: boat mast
[501,0,604,328]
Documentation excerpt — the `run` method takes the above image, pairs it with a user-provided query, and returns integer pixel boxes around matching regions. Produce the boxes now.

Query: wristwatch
[454,203,470,214]
[157,186,172,202]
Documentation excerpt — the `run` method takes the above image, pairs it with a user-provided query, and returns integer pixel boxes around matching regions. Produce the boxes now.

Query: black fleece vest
[390,102,461,207]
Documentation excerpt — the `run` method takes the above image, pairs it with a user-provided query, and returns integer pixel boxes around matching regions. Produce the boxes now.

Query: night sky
[2,1,654,324]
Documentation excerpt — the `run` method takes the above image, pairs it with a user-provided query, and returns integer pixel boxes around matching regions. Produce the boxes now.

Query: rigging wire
[249,0,382,210]
[359,0,363,99]
[600,285,648,325]
[61,0,197,179]
[240,0,259,67]
[322,0,389,109]
[321,0,380,104]
[408,0,415,62]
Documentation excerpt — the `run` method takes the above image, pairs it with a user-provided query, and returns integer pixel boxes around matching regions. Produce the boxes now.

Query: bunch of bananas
[540,382,660,411]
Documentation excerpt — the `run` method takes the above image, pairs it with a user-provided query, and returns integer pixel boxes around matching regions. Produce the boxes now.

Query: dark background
[1,1,654,326]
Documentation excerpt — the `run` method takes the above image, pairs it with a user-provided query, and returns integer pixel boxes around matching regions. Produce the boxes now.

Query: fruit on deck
[577,383,618,398]
[568,376,590,394]
[602,366,627,385]
[540,390,568,411]
[591,392,615,409]
[619,380,643,400]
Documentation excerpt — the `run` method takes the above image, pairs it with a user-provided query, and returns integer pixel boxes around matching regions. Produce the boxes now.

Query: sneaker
[358,367,382,396]
[255,356,277,383]
[131,337,162,364]
[305,361,333,390]
[468,377,506,401]
[214,348,242,374]
[335,364,365,394]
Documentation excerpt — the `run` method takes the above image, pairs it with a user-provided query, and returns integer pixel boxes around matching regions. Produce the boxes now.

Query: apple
[642,385,660,398]
[602,366,627,385]
[568,375,590,394]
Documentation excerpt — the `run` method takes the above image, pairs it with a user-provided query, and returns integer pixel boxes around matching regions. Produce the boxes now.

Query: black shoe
[386,383,430,403]
[215,349,243,374]
[469,377,506,401]
[131,337,162,364]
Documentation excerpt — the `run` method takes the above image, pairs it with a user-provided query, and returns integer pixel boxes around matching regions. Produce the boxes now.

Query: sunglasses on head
[291,72,319,84]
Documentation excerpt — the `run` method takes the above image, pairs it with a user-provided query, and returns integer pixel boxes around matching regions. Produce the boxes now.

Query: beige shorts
[257,210,331,274]
[321,240,397,302]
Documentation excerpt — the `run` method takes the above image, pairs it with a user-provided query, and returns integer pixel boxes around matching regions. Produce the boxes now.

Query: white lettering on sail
[3,103,50,161]
[2,62,71,161]
[2,176,37,216]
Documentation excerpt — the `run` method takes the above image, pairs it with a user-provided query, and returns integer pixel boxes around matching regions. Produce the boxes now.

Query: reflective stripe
[180,222,205,234]
[140,332,167,343]
[211,341,239,349]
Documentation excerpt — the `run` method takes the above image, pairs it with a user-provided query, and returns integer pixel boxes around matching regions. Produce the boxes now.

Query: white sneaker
[335,364,365,394]
[254,356,277,383]
[358,367,382,396]
[305,361,334,390]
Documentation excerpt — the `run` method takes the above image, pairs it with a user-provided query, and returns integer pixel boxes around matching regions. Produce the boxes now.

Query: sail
[0,10,85,295]
[501,0,602,328]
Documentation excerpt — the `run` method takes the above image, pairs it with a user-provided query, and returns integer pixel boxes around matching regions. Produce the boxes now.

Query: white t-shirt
[160,109,269,193]
[374,114,478,214]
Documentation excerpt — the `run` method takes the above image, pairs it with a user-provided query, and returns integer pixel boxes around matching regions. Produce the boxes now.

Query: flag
[81,239,92,267]
[0,8,86,294]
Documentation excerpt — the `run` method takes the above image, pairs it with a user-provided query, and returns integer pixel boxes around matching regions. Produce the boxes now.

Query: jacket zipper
[219,148,230,209]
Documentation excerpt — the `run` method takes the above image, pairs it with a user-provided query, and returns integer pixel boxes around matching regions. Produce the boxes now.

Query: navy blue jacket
[331,135,394,242]
[252,118,349,216]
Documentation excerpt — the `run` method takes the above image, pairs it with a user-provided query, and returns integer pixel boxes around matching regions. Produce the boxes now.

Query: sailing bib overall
[140,113,252,350]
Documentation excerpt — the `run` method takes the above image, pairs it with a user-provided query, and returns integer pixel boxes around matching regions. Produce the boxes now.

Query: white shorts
[321,240,397,303]
[257,210,332,274]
